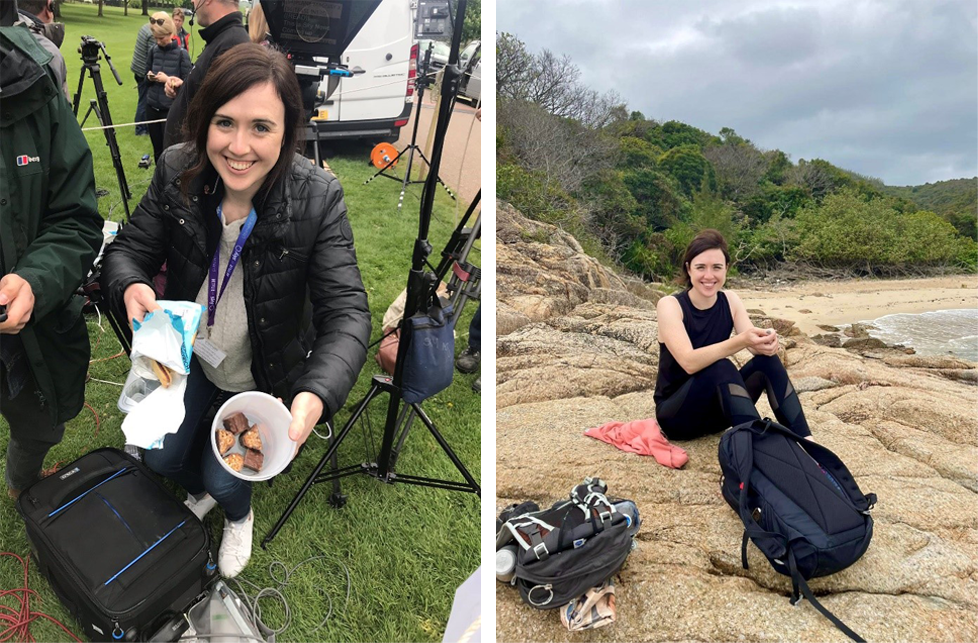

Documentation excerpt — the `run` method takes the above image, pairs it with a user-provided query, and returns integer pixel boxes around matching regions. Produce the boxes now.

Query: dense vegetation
[496,33,977,280]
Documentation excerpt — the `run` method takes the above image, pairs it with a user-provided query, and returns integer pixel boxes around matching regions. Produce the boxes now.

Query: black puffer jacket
[146,41,191,111]
[101,144,372,420]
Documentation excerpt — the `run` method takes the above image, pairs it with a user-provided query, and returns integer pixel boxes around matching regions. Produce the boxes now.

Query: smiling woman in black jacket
[101,44,371,578]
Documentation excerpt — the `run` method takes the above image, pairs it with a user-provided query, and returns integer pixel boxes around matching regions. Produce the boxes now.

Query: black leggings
[656,354,810,440]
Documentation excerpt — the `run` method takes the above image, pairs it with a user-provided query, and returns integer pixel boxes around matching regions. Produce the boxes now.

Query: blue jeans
[468,305,481,351]
[142,357,251,520]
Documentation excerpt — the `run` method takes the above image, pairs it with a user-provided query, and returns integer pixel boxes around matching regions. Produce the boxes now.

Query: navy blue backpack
[400,298,456,404]
[719,419,877,642]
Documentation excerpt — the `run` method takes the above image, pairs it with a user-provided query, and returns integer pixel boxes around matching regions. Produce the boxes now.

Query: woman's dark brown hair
[180,43,303,205]
[680,229,730,289]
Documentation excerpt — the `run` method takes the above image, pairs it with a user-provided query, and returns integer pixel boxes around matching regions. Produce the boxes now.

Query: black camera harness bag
[496,478,635,609]
[718,419,877,643]
[16,448,216,641]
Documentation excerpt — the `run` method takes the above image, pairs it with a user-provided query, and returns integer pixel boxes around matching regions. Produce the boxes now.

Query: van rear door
[324,0,413,124]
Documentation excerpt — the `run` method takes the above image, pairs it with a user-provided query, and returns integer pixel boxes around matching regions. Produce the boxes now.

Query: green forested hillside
[883,179,977,241]
[496,33,977,279]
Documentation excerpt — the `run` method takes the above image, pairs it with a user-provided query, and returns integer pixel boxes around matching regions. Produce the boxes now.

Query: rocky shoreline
[495,201,978,642]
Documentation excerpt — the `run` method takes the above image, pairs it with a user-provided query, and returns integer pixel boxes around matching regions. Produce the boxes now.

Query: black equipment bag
[718,419,877,642]
[16,448,216,641]
[496,478,637,609]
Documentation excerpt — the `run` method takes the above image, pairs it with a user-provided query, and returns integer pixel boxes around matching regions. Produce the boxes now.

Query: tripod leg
[79,100,97,129]
[262,382,385,548]
[328,435,346,508]
[396,146,417,213]
[413,149,456,201]
[390,404,417,466]
[72,67,88,116]
[410,403,480,496]
[363,146,408,186]
[89,64,132,219]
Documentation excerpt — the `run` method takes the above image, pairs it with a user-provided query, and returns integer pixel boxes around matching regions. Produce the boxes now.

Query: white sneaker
[218,509,254,578]
[184,492,219,522]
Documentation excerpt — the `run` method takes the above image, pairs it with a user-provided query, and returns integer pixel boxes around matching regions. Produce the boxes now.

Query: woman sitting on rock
[654,229,812,440]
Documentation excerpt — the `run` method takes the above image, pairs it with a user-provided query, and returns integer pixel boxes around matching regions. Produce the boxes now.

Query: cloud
[497,0,977,185]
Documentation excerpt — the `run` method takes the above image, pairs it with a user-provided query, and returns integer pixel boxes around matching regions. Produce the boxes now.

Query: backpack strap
[788,548,866,643]
[732,424,789,567]
[504,516,558,560]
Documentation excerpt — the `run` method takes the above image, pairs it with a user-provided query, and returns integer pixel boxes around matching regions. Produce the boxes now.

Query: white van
[313,0,417,143]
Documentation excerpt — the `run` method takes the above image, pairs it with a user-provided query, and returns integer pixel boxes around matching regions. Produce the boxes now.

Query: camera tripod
[263,0,480,548]
[362,43,456,211]
[72,36,132,221]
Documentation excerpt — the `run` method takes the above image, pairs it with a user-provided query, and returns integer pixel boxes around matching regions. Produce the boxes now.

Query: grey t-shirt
[194,214,257,392]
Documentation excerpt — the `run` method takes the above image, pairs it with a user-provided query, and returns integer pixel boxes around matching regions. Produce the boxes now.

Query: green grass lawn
[0,4,481,642]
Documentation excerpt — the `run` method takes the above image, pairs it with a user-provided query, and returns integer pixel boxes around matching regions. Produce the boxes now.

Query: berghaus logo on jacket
[16,155,40,166]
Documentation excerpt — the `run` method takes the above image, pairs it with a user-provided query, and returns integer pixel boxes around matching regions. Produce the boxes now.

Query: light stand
[263,0,479,549]
[389,190,480,463]
[72,36,132,221]
[362,43,457,211]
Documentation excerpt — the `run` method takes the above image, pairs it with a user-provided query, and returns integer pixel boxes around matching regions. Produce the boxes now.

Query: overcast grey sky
[496,0,977,186]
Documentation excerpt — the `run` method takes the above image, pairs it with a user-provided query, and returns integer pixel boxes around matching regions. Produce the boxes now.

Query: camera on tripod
[78,35,105,63]
[72,34,132,219]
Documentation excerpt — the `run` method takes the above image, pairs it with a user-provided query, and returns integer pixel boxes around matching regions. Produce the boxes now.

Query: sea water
[857,309,978,362]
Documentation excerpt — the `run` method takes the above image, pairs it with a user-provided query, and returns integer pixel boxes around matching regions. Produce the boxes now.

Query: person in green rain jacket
[0,15,103,498]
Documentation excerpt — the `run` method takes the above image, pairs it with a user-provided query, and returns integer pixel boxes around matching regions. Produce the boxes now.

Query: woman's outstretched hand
[123,283,162,328]
[740,327,779,356]
[288,392,324,447]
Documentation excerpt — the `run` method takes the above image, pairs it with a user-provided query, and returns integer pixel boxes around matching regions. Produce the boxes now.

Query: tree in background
[452,0,480,44]
[496,32,625,126]
[704,138,766,201]
[658,145,714,196]
[498,99,617,196]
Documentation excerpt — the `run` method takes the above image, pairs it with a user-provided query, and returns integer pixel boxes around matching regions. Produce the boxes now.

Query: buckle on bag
[532,542,549,560]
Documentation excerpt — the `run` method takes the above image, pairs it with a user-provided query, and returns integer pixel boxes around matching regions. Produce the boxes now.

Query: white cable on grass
[88,378,124,387]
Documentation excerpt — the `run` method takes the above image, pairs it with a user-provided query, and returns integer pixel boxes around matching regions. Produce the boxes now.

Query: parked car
[458,40,481,105]
[416,39,450,72]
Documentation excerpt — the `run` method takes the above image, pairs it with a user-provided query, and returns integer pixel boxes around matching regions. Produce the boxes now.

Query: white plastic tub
[210,391,296,481]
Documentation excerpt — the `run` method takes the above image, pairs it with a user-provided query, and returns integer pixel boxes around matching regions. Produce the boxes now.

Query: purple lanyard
[207,204,258,327]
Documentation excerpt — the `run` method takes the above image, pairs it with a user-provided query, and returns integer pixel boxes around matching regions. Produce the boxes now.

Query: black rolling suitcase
[16,448,216,641]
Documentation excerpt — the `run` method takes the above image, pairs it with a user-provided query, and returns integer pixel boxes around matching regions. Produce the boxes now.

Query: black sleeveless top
[654,290,734,403]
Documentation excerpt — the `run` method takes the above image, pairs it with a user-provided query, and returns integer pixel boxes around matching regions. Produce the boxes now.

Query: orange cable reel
[370,142,399,169]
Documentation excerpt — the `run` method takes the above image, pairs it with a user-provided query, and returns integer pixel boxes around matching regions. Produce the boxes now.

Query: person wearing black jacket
[145,12,191,161]
[162,0,248,149]
[102,45,371,577]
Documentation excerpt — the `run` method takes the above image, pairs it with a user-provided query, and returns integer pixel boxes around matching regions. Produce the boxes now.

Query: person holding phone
[145,12,191,162]
[654,229,814,441]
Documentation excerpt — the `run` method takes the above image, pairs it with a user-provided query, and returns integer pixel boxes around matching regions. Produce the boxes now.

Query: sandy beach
[735,275,978,336]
